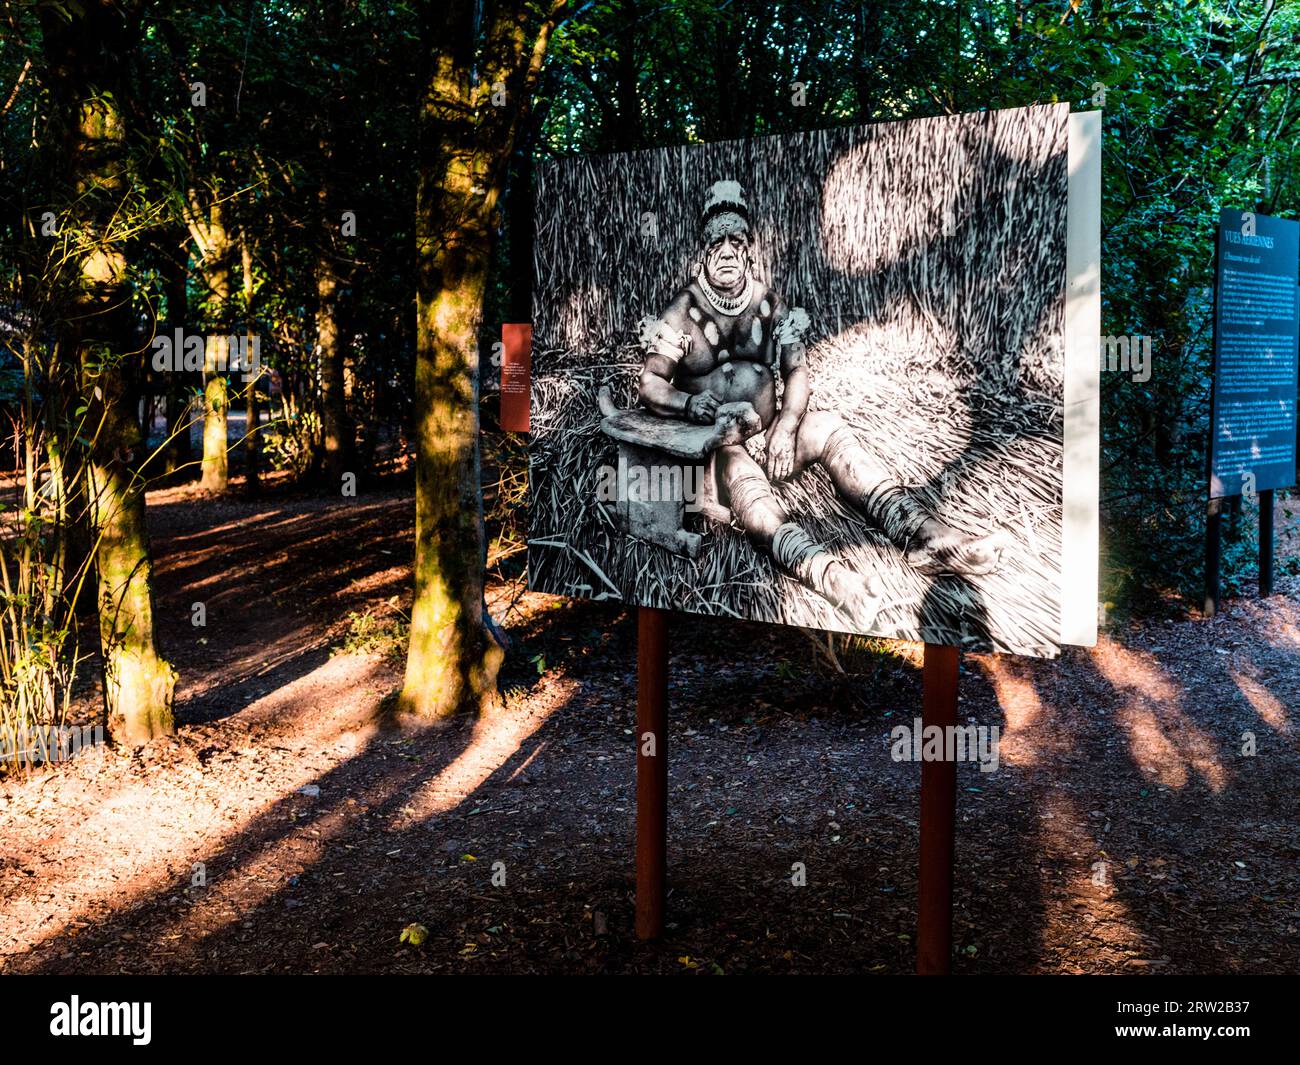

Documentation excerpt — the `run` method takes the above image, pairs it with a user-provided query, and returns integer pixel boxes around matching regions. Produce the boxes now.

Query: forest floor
[0,480,1297,975]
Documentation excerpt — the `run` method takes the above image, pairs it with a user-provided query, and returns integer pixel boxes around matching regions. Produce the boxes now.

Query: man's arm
[766,302,811,480]
[638,351,690,418]
[636,306,719,423]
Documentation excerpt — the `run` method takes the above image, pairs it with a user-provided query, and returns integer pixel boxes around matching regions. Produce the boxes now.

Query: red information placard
[500,323,532,432]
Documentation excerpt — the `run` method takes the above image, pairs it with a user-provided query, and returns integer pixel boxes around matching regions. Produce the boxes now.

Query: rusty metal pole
[1205,497,1223,616]
[917,642,959,975]
[636,606,669,940]
[1259,488,1275,597]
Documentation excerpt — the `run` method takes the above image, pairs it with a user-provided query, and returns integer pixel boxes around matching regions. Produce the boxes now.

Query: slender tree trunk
[42,0,176,744]
[507,103,545,322]
[316,242,350,483]
[241,234,261,493]
[163,250,194,475]
[853,1,882,120]
[312,2,352,486]
[612,0,641,152]
[398,0,563,718]
[88,383,177,743]
[194,199,232,493]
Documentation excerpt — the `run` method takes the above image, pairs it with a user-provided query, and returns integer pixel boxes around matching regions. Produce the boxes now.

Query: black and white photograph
[531,104,1072,656]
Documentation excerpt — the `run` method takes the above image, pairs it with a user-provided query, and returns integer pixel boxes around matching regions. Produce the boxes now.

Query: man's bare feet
[904,519,1008,576]
[822,561,884,630]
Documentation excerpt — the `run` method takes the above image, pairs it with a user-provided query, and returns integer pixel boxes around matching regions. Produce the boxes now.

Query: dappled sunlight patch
[123,673,575,953]
[228,648,396,735]
[144,472,298,510]
[388,676,577,829]
[885,639,924,668]
[155,510,295,548]
[1090,637,1227,792]
[1113,704,1192,789]
[0,654,393,961]
[1228,664,1289,733]
[1032,790,1145,967]
[173,626,331,706]
[151,496,403,561]
[145,789,365,951]
[977,654,1055,766]
[1267,615,1300,654]
[340,566,411,600]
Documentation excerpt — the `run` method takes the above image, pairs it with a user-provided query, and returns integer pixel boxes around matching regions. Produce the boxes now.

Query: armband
[774,306,810,346]
[638,314,691,362]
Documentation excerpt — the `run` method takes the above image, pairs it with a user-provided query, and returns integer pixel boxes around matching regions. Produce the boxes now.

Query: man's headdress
[700,180,751,244]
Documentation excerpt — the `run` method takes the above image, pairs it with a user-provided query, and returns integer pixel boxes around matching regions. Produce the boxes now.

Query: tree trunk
[241,233,261,493]
[42,0,176,744]
[398,0,564,718]
[310,0,352,487]
[88,399,178,744]
[612,0,641,152]
[199,201,232,493]
[162,240,193,475]
[316,244,350,483]
[507,103,545,323]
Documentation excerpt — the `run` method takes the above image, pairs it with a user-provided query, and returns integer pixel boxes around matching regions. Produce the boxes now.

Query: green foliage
[336,606,411,660]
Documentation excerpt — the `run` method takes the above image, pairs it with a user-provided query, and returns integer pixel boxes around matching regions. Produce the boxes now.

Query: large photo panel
[530,103,1095,657]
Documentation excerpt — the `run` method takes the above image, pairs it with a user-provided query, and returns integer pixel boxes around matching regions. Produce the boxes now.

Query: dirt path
[0,484,1296,974]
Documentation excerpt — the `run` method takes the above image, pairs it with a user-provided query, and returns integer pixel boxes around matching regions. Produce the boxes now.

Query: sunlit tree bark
[185,195,233,493]
[41,0,176,744]
[398,0,564,718]
[241,233,262,492]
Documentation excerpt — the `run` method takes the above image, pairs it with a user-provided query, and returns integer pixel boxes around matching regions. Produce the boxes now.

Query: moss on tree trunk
[199,202,231,493]
[88,449,177,744]
[398,0,563,718]
[399,229,502,718]
[41,0,176,744]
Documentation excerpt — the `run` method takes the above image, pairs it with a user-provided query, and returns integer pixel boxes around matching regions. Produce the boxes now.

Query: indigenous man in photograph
[637,180,1005,628]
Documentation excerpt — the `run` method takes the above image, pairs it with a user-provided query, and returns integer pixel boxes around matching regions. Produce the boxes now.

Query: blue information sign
[1209,209,1300,498]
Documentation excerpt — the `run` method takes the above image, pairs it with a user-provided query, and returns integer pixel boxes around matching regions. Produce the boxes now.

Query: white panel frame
[1062,110,1102,647]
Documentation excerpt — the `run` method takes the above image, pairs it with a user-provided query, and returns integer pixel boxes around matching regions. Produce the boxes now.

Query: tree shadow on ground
[148,490,415,725]
[12,595,1298,973]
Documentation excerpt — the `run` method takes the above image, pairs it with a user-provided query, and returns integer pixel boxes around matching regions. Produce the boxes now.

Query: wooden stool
[596,386,760,557]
